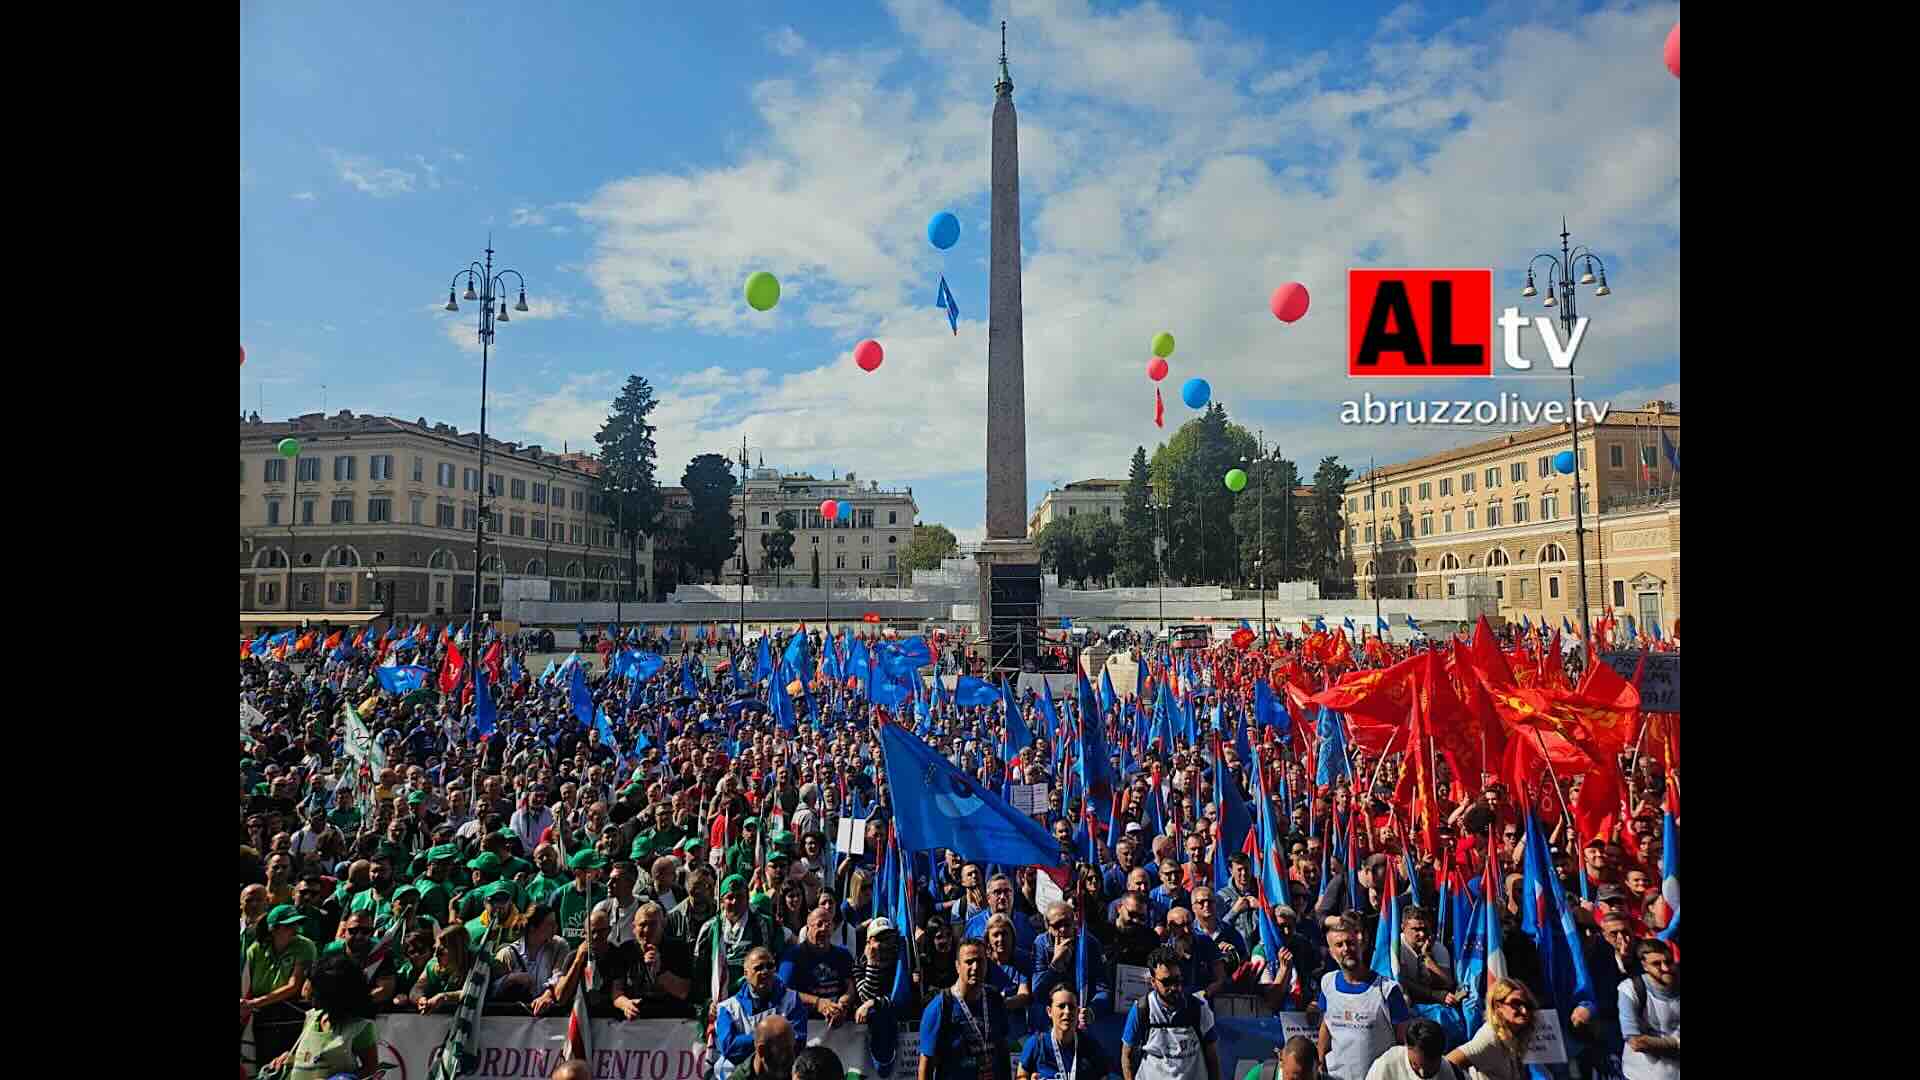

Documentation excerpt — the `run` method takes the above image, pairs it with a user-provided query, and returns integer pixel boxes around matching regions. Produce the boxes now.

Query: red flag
[1154,387,1165,428]
[483,639,504,682]
[1307,653,1422,752]
[439,640,466,694]
[1465,615,1516,689]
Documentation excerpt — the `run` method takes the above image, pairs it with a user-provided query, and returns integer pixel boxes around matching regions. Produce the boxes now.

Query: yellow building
[1342,401,1680,631]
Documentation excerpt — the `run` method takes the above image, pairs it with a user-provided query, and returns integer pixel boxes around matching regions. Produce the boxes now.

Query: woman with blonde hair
[1446,976,1537,1080]
[413,923,494,1012]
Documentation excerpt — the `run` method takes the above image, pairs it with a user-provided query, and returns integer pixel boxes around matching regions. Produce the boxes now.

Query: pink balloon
[854,339,883,372]
[1664,23,1679,78]
[1270,282,1311,323]
[1146,356,1169,382]
[820,499,839,520]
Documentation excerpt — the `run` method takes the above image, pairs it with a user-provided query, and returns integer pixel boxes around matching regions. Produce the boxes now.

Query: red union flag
[1348,268,1493,377]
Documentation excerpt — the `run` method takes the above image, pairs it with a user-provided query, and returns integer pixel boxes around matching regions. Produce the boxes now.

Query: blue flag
[1662,429,1680,473]
[1315,707,1352,786]
[1658,805,1681,943]
[1099,668,1117,714]
[681,657,700,698]
[1037,679,1061,745]
[877,724,1063,866]
[953,676,1000,708]
[507,653,523,687]
[569,662,594,729]
[935,273,959,335]
[375,665,430,696]
[1212,748,1253,889]
[473,668,497,737]
[1003,678,1033,758]
[1520,811,1596,1019]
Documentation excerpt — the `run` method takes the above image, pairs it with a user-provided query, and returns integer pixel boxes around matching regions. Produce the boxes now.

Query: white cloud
[292,191,317,201]
[432,295,582,355]
[329,150,416,197]
[768,26,806,57]
[511,205,549,227]
[563,0,1680,489]
[949,522,985,548]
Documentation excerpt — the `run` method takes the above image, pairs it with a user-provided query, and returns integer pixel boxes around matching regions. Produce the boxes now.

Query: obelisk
[975,21,1043,675]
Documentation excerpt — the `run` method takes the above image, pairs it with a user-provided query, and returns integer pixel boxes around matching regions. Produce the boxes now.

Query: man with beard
[554,849,610,950]
[523,842,571,906]
[1616,939,1679,1079]
[346,853,400,925]
[313,910,399,1005]
[669,863,719,944]
[413,844,459,925]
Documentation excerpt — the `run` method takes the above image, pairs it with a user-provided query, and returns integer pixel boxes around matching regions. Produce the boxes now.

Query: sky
[240,0,1680,548]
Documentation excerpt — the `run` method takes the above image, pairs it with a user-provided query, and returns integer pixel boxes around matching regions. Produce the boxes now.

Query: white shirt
[1364,1048,1461,1080]
[593,894,643,947]
[511,805,555,852]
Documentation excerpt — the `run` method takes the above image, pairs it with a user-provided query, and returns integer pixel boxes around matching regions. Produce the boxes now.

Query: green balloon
[1151,331,1175,358]
[277,438,301,459]
[1224,468,1248,492]
[745,271,781,312]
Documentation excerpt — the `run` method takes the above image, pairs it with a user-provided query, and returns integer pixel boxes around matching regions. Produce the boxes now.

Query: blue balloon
[1553,450,1576,474]
[927,211,960,251]
[836,501,853,521]
[1180,377,1211,409]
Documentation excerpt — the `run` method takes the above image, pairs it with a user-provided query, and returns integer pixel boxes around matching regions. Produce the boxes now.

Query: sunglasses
[346,926,374,936]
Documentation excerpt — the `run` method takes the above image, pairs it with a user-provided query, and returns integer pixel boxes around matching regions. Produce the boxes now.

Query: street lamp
[737,435,750,644]
[1240,430,1273,638]
[443,239,529,700]
[1524,219,1610,648]
[1151,494,1170,635]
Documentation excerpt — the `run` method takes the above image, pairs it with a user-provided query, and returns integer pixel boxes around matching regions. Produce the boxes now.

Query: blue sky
[241,0,1680,545]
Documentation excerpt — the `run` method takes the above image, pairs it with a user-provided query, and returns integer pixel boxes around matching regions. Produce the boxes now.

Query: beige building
[239,410,652,618]
[1342,401,1680,631]
[1027,478,1127,536]
[731,467,918,588]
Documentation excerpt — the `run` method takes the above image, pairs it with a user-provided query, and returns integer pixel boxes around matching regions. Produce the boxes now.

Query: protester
[1315,918,1409,1080]
[1444,977,1534,1080]
[1119,946,1221,1080]
[1018,987,1110,1080]
[264,951,379,1078]
[1617,940,1679,1080]
[1362,1018,1459,1080]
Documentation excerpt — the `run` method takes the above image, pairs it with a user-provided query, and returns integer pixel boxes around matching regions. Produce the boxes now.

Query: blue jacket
[714,977,807,1080]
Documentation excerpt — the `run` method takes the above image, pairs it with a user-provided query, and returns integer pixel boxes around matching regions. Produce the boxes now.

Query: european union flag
[569,662,594,729]
[374,665,430,695]
[935,273,959,335]
[952,676,1000,707]
[877,724,1062,866]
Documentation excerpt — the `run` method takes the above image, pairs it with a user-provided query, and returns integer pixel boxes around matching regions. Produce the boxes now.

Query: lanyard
[1048,1033,1076,1078]
[951,990,988,1050]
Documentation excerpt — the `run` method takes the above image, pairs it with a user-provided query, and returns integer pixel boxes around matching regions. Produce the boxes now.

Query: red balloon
[1270,282,1310,323]
[240,343,246,367]
[854,339,884,372]
[820,499,839,520]
[1146,356,1169,381]
[1664,23,1679,78]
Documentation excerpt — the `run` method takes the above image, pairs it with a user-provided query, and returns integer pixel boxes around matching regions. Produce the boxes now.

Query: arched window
[1539,543,1567,563]
[1399,557,1417,575]
[428,550,451,570]
[1468,554,1481,567]
[525,558,545,577]
[1440,553,1460,571]
[480,556,504,574]
[254,548,289,569]
[565,561,584,579]
[1488,549,1510,567]
[599,564,617,580]
[326,546,361,568]
[1363,561,1376,578]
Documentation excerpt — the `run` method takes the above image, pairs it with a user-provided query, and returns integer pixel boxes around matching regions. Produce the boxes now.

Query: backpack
[1130,992,1203,1051]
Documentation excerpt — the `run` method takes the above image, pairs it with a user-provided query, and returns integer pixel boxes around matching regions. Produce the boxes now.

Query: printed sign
[1601,651,1680,713]
[836,815,869,856]
[1034,870,1065,915]
[1010,784,1051,816]
[1116,963,1152,1008]
[1522,1008,1569,1065]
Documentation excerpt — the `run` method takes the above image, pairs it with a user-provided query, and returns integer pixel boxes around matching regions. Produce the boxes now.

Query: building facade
[239,410,652,618]
[730,468,919,589]
[1027,478,1126,536]
[1340,401,1680,631]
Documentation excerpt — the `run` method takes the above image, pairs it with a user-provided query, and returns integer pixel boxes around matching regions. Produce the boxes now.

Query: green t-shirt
[524,872,571,907]
[347,887,397,925]
[286,1008,376,1080]
[691,912,784,1007]
[413,879,455,925]
[246,935,318,997]
[464,914,517,960]
[552,882,608,950]
[631,824,688,863]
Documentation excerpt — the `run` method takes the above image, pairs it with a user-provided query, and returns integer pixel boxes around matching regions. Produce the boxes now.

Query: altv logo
[1348,269,1589,377]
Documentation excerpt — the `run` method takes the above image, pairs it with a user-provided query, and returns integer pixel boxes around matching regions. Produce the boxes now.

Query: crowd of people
[240,614,1678,1080]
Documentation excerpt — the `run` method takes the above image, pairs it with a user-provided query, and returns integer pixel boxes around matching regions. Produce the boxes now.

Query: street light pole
[1152,495,1169,636]
[444,240,529,701]
[1369,458,1382,635]
[738,435,749,644]
[1524,219,1611,648]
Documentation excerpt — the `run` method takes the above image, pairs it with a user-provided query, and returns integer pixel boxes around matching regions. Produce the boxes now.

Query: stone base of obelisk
[974,539,1043,677]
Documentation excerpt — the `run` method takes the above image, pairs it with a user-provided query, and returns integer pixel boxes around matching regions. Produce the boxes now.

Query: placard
[1208,994,1268,1019]
[1600,651,1680,713]
[1034,869,1065,914]
[1522,1008,1568,1065]
[836,815,868,855]
[1116,963,1152,1008]
[1010,784,1051,815]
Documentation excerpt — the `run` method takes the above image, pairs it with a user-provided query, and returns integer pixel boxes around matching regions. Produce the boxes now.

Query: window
[810,535,819,545]
[1364,525,1375,544]
[1400,487,1411,506]
[531,518,546,539]
[510,478,526,499]
[510,514,525,536]
[1540,544,1566,563]
[1443,512,1453,533]
[889,510,898,524]
[572,491,584,511]
[1418,482,1431,500]
[862,534,871,544]
[266,499,281,525]
[462,507,477,531]
[412,456,425,482]
[1068,506,1076,517]
[1486,467,1500,489]
[438,463,455,487]
[1642,445,1658,468]
[371,455,394,481]
[257,581,280,604]
[861,554,872,570]
[329,581,350,604]
[1419,513,1433,536]
[435,581,447,602]
[859,509,874,528]
[487,474,501,496]
[1512,499,1529,523]
[1580,449,1589,468]
[1486,502,1502,527]
[1537,456,1550,478]
[760,511,770,525]
[297,458,320,482]
[300,499,315,524]
[834,555,846,569]
[1440,478,1451,497]
[368,497,391,523]
[1495,579,1504,599]
[1363,494,1374,511]
[296,581,314,603]
[1549,577,1561,599]
[331,498,353,523]
[1347,498,1357,512]
[550,484,564,508]
[1510,463,1524,483]
[888,554,897,569]
[837,535,846,545]
[1582,491,1591,513]
[1348,526,1358,545]
[1613,580,1626,607]
[1609,445,1624,468]
[1540,494,1557,520]
[483,584,499,604]
[1448,582,1456,598]
[333,456,356,482]
[436,504,455,528]
[1465,509,1475,530]
[571,525,582,544]
[462,468,477,491]
[1489,549,1510,566]
[1461,472,1475,493]
[264,459,287,483]
[410,497,424,525]
[531,482,545,505]
[1514,579,1529,601]
[1382,526,1394,541]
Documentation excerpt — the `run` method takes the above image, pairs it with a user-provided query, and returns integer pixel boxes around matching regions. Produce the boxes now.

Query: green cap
[677,836,703,853]
[467,852,504,872]
[240,758,256,769]
[264,904,308,930]
[720,873,748,896]
[253,783,271,796]
[567,849,609,871]
[496,827,518,841]
[621,782,644,798]
[769,829,794,849]
[741,816,760,830]
[407,791,427,805]
[392,884,422,902]
[426,844,459,862]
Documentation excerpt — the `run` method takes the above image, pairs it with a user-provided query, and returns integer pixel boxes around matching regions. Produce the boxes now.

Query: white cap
[1125,822,1145,834]
[868,917,899,936]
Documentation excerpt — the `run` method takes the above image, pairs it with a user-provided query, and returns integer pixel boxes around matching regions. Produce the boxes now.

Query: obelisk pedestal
[974,24,1043,676]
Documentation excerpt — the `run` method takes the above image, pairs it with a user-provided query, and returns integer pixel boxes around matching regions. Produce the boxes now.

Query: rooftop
[239,409,597,473]
[1060,478,1126,492]
[1352,401,1678,484]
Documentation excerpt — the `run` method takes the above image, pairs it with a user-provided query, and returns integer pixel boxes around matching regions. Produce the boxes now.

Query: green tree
[1230,450,1303,586]
[1150,404,1255,584]
[594,376,665,601]
[1116,447,1158,587]
[762,510,797,586]
[1035,518,1084,587]
[680,453,739,583]
[1305,456,1355,591]
[1073,514,1120,587]
[902,523,959,570]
